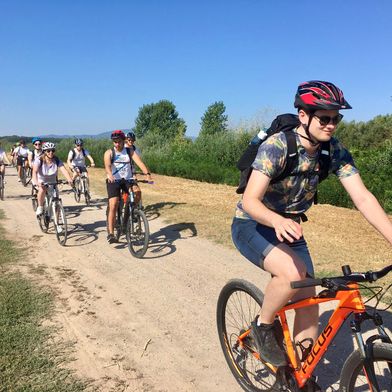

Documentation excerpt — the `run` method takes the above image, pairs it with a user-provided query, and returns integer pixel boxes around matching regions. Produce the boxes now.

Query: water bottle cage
[295,338,314,362]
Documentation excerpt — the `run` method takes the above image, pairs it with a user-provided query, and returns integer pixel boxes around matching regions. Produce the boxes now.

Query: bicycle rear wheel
[38,211,50,233]
[73,177,81,202]
[339,342,392,391]
[0,174,4,200]
[217,279,279,392]
[126,209,149,258]
[53,202,67,246]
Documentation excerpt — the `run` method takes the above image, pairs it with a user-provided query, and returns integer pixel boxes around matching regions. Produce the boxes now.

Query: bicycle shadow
[112,221,197,258]
[64,200,108,220]
[65,220,107,247]
[316,305,392,390]
[143,201,186,222]
[145,222,197,258]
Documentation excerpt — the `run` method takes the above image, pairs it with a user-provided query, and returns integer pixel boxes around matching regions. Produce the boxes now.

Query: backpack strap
[318,141,331,183]
[271,130,298,183]
[70,148,75,161]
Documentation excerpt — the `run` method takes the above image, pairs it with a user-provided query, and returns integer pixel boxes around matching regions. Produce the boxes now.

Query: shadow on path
[112,221,197,259]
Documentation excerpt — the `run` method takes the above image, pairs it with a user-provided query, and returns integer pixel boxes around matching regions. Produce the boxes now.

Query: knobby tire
[53,201,67,246]
[339,342,392,392]
[74,177,81,202]
[126,208,149,258]
[217,279,280,392]
[0,174,4,200]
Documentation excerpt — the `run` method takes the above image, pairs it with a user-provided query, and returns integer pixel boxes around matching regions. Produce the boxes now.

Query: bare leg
[107,197,119,234]
[260,244,318,351]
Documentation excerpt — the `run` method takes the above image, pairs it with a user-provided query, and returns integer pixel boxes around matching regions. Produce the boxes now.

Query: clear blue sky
[1,0,392,137]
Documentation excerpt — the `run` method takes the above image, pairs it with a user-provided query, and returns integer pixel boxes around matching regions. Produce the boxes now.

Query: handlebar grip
[291,278,323,289]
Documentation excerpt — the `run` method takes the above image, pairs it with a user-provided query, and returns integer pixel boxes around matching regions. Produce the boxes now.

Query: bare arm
[131,152,153,182]
[340,173,392,244]
[59,165,73,185]
[66,151,73,169]
[32,163,38,185]
[87,154,95,167]
[242,170,302,242]
[104,150,115,182]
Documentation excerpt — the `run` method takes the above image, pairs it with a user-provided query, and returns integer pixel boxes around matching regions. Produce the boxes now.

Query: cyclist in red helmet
[231,81,392,384]
[104,130,153,244]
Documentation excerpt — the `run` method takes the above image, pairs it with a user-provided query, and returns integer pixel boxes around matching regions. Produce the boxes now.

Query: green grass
[0,209,89,391]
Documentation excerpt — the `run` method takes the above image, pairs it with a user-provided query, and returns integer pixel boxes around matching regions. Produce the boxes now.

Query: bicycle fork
[351,312,392,392]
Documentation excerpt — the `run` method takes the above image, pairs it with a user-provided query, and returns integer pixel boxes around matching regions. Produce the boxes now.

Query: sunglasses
[45,149,56,153]
[314,113,344,126]
[76,144,82,146]
[34,142,42,146]
[112,139,123,144]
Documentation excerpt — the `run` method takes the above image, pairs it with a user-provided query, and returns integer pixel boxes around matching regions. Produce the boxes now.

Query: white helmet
[42,142,56,151]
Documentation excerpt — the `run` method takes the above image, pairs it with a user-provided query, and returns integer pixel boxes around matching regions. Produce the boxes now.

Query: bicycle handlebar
[291,264,392,290]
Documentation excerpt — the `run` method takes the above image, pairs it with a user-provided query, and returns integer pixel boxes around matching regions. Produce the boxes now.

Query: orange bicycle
[217,264,392,391]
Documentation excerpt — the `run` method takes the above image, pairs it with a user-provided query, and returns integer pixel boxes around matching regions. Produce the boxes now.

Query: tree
[133,100,186,142]
[199,101,228,138]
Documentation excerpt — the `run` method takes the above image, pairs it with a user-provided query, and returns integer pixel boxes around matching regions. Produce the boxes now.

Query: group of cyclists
[2,130,153,245]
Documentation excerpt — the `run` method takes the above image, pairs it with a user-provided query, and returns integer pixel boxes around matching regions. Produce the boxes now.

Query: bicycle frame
[238,283,381,389]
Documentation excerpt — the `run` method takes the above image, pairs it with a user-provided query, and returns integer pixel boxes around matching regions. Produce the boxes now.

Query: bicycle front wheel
[126,209,149,258]
[31,186,38,211]
[21,167,26,186]
[74,178,81,202]
[53,202,68,246]
[339,342,392,391]
[217,279,279,392]
[83,178,91,206]
[0,174,4,200]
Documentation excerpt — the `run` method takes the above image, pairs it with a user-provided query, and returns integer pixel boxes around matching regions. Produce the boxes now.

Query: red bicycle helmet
[111,130,125,140]
[294,80,352,111]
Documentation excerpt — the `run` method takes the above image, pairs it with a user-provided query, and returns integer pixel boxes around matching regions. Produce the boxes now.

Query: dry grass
[88,168,392,280]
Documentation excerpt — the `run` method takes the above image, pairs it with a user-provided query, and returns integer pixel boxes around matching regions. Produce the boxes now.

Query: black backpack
[70,148,87,161]
[236,113,331,197]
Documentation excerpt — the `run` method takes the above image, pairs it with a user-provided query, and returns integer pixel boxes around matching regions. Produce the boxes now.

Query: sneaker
[36,206,44,216]
[107,234,117,244]
[18,178,21,182]
[250,318,287,367]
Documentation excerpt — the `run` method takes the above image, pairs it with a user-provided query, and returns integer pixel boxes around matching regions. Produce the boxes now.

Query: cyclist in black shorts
[104,130,153,244]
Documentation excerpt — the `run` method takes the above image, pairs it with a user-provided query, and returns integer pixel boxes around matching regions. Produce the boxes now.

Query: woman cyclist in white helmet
[32,142,73,216]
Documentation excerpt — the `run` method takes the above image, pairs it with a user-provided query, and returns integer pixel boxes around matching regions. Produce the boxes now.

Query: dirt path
[1,169,391,391]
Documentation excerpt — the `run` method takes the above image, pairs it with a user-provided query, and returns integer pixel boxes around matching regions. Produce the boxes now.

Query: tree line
[1,100,391,212]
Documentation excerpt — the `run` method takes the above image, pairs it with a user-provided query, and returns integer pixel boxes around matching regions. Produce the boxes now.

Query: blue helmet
[32,137,42,144]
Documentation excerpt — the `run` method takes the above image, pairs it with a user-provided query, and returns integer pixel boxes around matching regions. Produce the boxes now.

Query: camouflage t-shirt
[235,131,358,220]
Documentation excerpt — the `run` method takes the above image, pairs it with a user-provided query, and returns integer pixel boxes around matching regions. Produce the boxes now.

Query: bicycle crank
[275,366,300,392]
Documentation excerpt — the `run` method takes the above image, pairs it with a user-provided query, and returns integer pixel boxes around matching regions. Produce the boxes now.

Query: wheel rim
[219,287,277,391]
[126,209,149,258]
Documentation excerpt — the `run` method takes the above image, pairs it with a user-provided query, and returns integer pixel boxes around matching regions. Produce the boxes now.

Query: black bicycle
[106,178,150,258]
[37,180,68,246]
